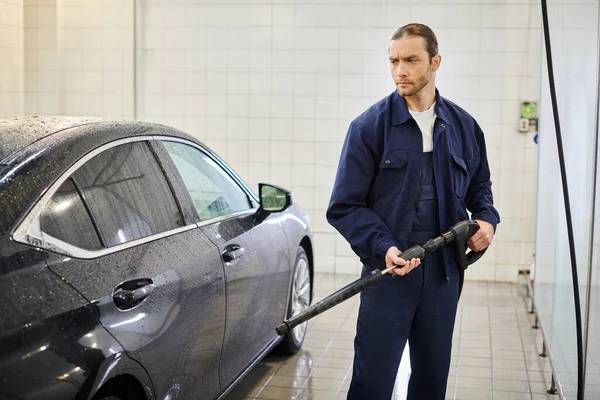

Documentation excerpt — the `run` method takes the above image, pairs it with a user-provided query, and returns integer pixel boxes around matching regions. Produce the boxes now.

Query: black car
[0,116,314,400]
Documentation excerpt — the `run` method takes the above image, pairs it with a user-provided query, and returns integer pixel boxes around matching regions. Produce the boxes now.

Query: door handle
[112,278,155,310]
[222,244,245,262]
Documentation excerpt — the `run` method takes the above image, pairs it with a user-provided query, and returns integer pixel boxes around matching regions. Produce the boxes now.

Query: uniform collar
[391,88,453,127]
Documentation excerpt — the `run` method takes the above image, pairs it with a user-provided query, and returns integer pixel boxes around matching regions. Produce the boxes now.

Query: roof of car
[0,116,106,163]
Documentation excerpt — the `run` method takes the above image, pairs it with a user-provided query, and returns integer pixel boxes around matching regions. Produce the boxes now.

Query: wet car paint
[198,211,290,389]
[0,240,153,400]
[45,228,227,399]
[0,117,314,400]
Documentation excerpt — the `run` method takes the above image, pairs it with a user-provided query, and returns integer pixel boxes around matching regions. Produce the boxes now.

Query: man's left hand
[467,220,495,252]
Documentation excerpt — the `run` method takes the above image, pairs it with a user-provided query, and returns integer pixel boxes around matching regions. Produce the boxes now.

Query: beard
[396,69,432,97]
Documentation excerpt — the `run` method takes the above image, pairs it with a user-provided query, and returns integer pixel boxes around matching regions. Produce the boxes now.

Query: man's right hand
[386,246,421,276]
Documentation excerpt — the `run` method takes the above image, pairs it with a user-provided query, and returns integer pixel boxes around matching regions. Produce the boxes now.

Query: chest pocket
[373,150,409,194]
[450,153,471,199]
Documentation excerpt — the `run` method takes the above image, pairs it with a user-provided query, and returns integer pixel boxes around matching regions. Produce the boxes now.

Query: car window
[72,141,183,247]
[162,141,252,221]
[40,178,102,250]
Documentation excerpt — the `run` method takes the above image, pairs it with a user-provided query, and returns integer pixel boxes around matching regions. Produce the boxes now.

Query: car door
[157,139,291,388]
[35,138,226,399]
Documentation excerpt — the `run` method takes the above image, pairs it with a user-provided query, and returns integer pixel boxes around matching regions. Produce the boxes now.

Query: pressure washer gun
[276,219,486,336]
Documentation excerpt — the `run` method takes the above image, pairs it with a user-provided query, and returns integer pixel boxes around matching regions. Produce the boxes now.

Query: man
[326,23,500,399]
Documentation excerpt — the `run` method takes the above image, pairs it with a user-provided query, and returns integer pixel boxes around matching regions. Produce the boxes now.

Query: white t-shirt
[408,102,436,152]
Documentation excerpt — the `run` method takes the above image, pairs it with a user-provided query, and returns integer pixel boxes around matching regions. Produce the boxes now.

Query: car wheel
[275,246,311,355]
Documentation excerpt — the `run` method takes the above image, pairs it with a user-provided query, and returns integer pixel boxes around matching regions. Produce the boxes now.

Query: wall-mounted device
[519,102,538,133]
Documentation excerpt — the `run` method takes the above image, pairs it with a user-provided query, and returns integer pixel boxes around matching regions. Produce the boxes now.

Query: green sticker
[521,102,537,119]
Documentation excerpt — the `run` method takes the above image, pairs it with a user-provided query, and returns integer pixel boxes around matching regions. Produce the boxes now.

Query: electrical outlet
[519,118,529,133]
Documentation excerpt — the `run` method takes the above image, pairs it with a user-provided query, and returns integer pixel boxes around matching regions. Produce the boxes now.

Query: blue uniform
[326,90,500,399]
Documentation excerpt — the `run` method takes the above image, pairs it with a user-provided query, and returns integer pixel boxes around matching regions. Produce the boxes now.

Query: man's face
[388,35,440,97]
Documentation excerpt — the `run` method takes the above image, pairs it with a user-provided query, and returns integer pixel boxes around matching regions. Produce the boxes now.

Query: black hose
[540,0,584,398]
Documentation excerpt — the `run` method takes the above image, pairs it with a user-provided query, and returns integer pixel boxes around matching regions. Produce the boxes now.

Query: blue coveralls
[326,89,500,400]
[348,152,459,399]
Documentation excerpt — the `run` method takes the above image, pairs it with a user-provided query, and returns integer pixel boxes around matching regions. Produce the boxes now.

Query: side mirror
[258,183,292,213]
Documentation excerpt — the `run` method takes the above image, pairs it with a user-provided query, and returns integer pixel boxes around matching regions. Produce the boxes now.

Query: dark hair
[390,23,438,61]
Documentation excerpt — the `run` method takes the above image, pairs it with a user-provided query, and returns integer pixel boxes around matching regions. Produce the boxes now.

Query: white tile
[316,97,339,119]
[335,234,353,257]
[339,74,362,97]
[249,95,271,118]
[293,73,316,96]
[315,255,335,274]
[272,4,294,27]
[185,51,206,72]
[494,264,519,283]
[315,143,342,167]
[272,95,294,118]
[205,117,228,139]
[102,93,125,117]
[314,188,332,212]
[339,51,363,74]
[165,94,186,117]
[293,188,314,211]
[164,28,187,50]
[38,93,59,114]
[271,72,292,95]
[271,142,293,164]
[506,4,536,29]
[228,96,250,117]
[314,233,335,256]
[206,72,228,94]
[181,72,204,94]
[272,27,294,50]
[316,73,339,96]
[272,50,295,72]
[314,166,336,189]
[294,96,315,119]
[249,118,271,140]
[227,139,249,163]
[270,163,293,188]
[227,117,249,140]
[335,257,359,275]
[164,72,186,94]
[338,97,365,120]
[205,95,227,117]
[250,50,271,73]
[271,118,293,141]
[315,120,339,142]
[248,162,270,189]
[292,119,316,142]
[293,142,315,165]
[481,4,506,28]
[293,164,315,187]
[249,73,271,95]
[205,50,228,72]
[480,29,508,53]
[103,71,124,93]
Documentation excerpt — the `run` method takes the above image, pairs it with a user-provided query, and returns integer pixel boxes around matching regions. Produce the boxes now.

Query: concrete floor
[226,273,557,400]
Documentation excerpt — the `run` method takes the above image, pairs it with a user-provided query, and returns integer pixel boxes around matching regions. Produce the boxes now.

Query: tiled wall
[0,0,24,114]
[134,1,542,282]
[5,0,543,282]
[22,0,134,118]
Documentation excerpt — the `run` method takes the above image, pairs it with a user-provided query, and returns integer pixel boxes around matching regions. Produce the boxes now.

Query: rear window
[40,178,102,250]
[72,141,183,246]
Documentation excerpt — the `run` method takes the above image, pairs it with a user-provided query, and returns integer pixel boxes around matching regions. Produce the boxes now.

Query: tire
[275,246,312,355]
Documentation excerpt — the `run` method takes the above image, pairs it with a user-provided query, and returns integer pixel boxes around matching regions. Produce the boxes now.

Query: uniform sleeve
[465,122,501,231]
[326,120,398,261]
